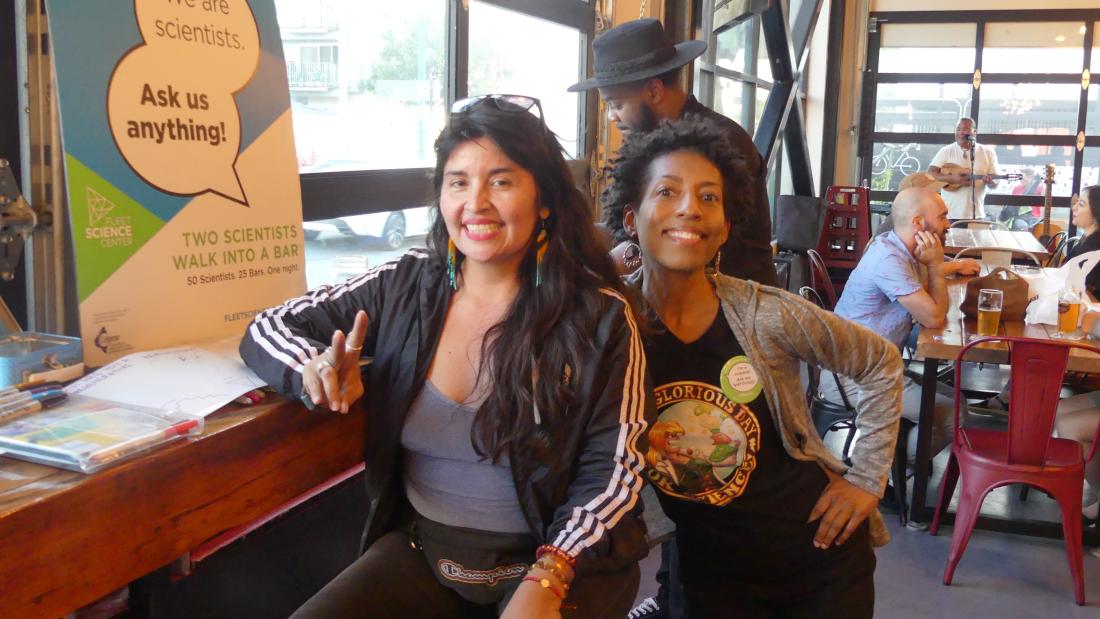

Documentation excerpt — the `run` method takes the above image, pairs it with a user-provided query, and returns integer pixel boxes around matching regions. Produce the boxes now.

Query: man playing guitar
[928,117,1000,220]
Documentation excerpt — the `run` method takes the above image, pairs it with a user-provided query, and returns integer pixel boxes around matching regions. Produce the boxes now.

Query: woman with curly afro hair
[604,117,903,618]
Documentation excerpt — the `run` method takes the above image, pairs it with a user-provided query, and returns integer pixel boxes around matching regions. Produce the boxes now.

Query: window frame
[860,9,1100,233]
[300,0,596,223]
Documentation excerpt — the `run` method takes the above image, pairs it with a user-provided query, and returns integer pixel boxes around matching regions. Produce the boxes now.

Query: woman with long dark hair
[241,95,653,618]
[1054,184,1100,530]
[604,118,902,618]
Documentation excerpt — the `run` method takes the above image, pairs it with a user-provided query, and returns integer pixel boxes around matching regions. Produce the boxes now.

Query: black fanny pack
[411,513,536,605]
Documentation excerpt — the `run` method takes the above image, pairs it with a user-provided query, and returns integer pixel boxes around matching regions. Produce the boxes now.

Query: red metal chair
[806,249,837,310]
[930,336,1100,605]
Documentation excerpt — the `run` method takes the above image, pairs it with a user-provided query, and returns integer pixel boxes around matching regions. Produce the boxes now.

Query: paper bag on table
[1024,249,1100,326]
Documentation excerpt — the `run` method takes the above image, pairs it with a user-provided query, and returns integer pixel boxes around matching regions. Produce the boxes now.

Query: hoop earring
[535,220,549,287]
[447,237,458,290]
[623,242,642,272]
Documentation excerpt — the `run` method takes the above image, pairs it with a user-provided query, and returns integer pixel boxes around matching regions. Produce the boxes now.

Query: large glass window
[1086,85,1100,135]
[983,22,1086,74]
[863,10,1100,231]
[274,0,595,286]
[468,2,583,157]
[715,20,749,75]
[874,83,971,134]
[697,6,782,207]
[1084,149,1100,193]
[714,76,747,124]
[304,206,435,287]
[977,83,1081,136]
[870,142,937,191]
[278,0,447,173]
[878,23,976,74]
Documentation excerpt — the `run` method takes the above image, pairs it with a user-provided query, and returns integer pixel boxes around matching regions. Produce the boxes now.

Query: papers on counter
[65,338,265,418]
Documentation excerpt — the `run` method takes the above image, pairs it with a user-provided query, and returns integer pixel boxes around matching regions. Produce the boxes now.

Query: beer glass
[976,289,1003,337]
[1055,288,1084,340]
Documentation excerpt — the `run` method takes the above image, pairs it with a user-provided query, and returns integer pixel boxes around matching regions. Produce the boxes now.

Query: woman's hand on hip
[807,469,878,549]
[303,310,369,414]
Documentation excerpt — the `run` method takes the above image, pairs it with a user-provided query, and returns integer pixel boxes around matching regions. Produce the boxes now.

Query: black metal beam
[752,0,822,196]
[1073,20,1094,222]
[784,96,815,195]
[713,0,769,32]
[301,169,434,222]
[697,61,773,88]
[0,0,26,328]
[446,0,469,106]
[970,18,983,122]
[869,191,1076,209]
[870,132,1083,147]
[871,9,1100,24]
[875,73,1083,84]
[477,0,592,30]
[818,0,846,196]
[858,21,882,186]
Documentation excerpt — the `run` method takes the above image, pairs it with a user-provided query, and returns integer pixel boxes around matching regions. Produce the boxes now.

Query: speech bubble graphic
[108,0,261,206]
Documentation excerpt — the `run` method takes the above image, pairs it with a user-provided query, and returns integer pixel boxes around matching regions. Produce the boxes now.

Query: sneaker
[627,596,665,619]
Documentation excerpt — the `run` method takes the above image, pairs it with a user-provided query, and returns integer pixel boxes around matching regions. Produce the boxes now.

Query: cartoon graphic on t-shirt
[647,380,761,506]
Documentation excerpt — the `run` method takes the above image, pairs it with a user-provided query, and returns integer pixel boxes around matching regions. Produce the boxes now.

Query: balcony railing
[287,62,339,90]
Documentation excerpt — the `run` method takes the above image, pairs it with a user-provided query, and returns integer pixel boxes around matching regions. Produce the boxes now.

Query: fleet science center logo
[85,187,133,248]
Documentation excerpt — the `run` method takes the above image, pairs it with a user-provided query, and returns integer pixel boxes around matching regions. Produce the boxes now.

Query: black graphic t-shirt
[645,310,833,587]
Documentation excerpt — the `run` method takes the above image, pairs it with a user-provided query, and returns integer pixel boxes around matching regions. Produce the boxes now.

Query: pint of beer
[1057,288,1083,338]
[976,289,1003,336]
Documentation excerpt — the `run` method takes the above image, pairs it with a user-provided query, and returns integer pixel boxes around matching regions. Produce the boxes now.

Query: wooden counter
[0,397,364,618]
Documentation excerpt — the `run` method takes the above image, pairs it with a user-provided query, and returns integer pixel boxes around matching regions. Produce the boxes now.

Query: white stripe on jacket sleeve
[551,289,648,557]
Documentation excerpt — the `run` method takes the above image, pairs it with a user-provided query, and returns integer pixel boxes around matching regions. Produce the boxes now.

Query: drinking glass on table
[1055,288,1084,340]
[976,289,1003,337]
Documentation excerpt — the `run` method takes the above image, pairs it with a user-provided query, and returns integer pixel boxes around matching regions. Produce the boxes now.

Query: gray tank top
[400,381,529,533]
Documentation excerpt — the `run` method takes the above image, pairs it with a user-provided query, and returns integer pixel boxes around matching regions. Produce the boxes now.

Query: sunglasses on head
[450,94,544,125]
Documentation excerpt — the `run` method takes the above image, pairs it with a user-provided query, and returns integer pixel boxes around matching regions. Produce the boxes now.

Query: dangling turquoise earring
[447,237,458,290]
[534,220,549,287]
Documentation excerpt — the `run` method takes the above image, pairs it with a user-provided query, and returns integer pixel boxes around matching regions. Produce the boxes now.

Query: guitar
[1032,164,1062,244]
[938,163,1023,191]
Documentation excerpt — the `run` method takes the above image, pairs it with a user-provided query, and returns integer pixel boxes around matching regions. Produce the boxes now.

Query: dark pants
[291,530,640,619]
[680,525,875,619]
[654,539,687,619]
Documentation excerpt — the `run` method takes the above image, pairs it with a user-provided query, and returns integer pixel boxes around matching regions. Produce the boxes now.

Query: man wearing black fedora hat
[570,18,777,287]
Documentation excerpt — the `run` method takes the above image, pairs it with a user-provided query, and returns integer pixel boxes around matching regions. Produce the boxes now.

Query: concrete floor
[634,409,1100,617]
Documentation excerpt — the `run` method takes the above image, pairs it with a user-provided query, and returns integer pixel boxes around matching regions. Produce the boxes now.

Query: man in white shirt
[928,117,999,220]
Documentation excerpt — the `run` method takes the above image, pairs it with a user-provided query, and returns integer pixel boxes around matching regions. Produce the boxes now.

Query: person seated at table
[1065,185,1100,295]
[1051,185,1100,526]
[240,95,653,619]
[602,117,903,618]
[825,187,980,461]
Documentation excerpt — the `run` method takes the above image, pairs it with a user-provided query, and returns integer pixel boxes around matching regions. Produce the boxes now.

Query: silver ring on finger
[317,359,333,372]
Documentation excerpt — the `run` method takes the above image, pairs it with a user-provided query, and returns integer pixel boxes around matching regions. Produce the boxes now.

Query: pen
[0,384,64,404]
[0,394,68,422]
[0,381,63,398]
[0,389,67,412]
[89,419,200,464]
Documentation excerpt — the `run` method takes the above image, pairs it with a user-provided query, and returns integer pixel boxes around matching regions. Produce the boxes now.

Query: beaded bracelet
[532,558,572,585]
[523,575,565,599]
[536,544,577,568]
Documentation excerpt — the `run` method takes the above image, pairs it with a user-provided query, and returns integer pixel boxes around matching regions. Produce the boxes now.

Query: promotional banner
[47,0,305,366]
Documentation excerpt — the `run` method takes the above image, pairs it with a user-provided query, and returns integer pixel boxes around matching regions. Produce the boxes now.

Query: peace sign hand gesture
[303,310,369,414]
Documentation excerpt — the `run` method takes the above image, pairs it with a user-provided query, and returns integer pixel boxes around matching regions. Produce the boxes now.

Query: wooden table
[0,397,364,618]
[911,267,1100,542]
[943,227,1050,261]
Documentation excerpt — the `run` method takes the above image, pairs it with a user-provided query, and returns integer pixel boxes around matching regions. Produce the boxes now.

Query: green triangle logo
[66,154,165,301]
